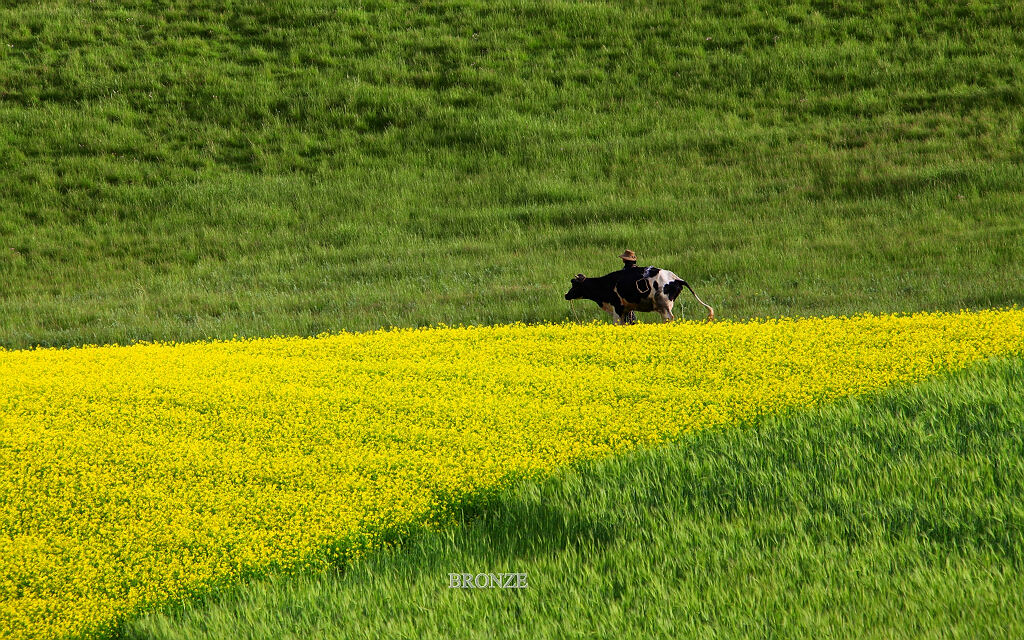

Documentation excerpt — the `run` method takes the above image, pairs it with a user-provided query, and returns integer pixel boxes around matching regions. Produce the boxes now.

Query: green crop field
[2,1,1023,638]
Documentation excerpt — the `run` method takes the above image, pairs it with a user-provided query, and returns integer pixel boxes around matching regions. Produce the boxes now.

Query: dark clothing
[620,262,648,323]
[622,261,638,323]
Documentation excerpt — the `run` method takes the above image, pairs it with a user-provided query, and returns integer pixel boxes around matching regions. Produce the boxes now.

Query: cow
[564,265,714,325]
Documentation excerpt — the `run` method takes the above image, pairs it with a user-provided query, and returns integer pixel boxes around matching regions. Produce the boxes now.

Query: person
[617,250,639,324]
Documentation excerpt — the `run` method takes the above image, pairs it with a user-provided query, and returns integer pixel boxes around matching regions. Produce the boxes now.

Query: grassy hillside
[124,356,1024,639]
[2,1,1024,348]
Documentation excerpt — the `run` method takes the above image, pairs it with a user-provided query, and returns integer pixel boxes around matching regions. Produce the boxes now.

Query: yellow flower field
[1,310,1023,639]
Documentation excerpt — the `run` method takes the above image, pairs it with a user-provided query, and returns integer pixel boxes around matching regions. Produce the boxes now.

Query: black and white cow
[564,266,714,324]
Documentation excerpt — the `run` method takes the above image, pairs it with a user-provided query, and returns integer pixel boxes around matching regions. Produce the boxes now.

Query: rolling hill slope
[2,1,1023,347]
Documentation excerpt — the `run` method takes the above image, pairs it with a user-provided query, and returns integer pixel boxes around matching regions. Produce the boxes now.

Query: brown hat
[619,250,637,261]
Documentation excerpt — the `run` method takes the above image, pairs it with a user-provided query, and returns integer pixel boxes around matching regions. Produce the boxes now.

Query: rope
[569,298,580,322]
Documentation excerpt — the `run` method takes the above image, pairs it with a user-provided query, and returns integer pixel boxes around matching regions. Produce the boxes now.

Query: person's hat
[619,250,637,261]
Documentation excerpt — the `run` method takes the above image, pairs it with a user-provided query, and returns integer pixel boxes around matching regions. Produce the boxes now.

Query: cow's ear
[572,273,586,283]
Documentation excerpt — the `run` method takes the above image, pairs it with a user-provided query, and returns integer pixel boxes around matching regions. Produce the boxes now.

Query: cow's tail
[668,280,714,321]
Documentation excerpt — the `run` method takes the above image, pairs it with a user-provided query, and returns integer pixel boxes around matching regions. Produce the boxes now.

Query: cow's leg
[656,298,674,323]
[612,301,629,325]
[600,302,624,324]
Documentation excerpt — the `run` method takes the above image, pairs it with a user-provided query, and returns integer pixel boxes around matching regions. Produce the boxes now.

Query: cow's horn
[573,273,586,282]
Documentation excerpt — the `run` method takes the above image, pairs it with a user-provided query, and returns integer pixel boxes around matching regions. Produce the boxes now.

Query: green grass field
[2,1,1023,637]
[123,355,1024,639]
[2,1,1023,348]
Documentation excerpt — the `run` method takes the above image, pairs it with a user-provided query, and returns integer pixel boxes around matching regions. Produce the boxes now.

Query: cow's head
[564,273,587,300]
